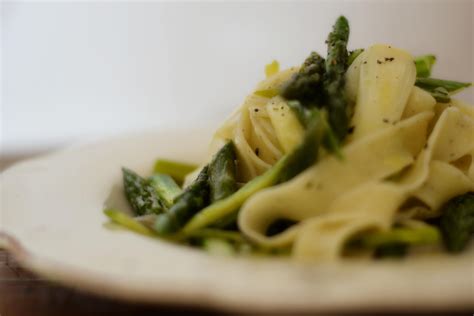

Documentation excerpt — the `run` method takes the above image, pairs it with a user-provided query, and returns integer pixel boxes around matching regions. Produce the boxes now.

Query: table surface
[0,249,227,316]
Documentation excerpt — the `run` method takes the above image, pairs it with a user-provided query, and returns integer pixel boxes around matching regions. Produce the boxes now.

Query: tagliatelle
[230,45,472,261]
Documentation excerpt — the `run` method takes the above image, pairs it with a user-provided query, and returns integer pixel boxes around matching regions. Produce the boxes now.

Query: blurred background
[1,0,473,168]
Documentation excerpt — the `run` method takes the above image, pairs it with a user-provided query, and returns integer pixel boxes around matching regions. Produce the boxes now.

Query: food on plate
[104,16,473,262]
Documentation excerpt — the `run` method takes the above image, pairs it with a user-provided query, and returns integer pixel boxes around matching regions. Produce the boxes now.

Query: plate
[1,128,472,313]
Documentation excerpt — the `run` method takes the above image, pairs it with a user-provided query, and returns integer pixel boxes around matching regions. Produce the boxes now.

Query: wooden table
[0,249,225,316]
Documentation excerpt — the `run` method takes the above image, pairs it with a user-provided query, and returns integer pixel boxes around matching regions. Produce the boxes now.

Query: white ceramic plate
[1,128,473,313]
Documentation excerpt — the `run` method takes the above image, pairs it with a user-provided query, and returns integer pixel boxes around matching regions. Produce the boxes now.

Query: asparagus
[415,77,472,93]
[202,238,236,256]
[427,87,451,103]
[149,173,182,208]
[154,166,210,234]
[347,48,364,66]
[439,192,474,253]
[414,54,436,78]
[287,101,342,157]
[348,224,440,258]
[188,228,246,243]
[208,141,238,202]
[153,141,239,234]
[374,242,407,258]
[415,78,471,103]
[104,209,155,237]
[122,168,165,215]
[153,159,197,184]
[280,52,326,106]
[323,15,351,141]
[181,108,326,234]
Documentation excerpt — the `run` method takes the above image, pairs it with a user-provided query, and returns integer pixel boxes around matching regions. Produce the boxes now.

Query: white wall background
[2,0,473,154]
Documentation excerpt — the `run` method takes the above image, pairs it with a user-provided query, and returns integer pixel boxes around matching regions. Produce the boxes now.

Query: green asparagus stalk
[415,77,471,93]
[122,168,165,215]
[348,224,440,258]
[287,101,342,158]
[427,87,451,103]
[202,238,236,256]
[208,141,238,202]
[353,225,440,248]
[149,173,182,208]
[323,15,351,141]
[188,228,246,243]
[153,159,197,184]
[439,192,474,253]
[414,54,436,78]
[347,48,364,66]
[415,78,472,103]
[104,209,156,237]
[154,166,210,235]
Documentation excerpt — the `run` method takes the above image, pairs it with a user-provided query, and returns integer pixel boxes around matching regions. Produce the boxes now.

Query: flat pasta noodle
[413,161,474,210]
[234,45,472,261]
[293,182,405,261]
[348,44,417,141]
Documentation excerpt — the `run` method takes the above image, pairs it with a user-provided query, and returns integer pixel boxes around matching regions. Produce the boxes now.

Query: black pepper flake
[280,106,284,110]
[363,61,367,64]
[385,57,394,62]
[383,118,389,123]
[348,126,355,134]
[255,148,260,156]
[254,108,259,112]
[305,182,313,189]
[377,60,382,64]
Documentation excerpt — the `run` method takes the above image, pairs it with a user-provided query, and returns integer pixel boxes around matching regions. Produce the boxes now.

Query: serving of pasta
[104,16,474,262]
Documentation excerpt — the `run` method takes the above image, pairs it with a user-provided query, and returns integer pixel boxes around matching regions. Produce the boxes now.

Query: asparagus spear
[148,173,182,208]
[181,109,326,234]
[347,48,364,66]
[414,54,436,78]
[104,209,156,237]
[415,77,472,93]
[280,52,326,106]
[323,15,351,141]
[415,78,472,103]
[208,141,238,202]
[348,224,440,258]
[153,159,197,184]
[287,101,342,157]
[439,192,474,253]
[122,168,165,215]
[154,166,210,235]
